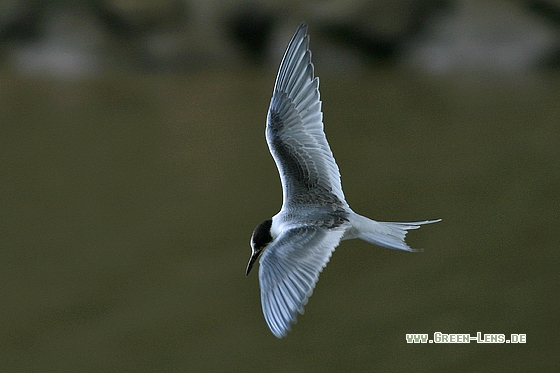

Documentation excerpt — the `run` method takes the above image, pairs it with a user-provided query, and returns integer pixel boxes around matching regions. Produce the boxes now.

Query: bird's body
[247,23,440,338]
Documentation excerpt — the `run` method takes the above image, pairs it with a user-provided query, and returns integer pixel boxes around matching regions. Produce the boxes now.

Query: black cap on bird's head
[246,218,273,275]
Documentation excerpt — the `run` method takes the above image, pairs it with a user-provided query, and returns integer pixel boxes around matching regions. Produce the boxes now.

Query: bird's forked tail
[349,214,441,252]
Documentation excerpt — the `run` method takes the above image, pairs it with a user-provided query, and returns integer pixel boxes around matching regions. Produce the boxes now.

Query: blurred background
[1,0,559,371]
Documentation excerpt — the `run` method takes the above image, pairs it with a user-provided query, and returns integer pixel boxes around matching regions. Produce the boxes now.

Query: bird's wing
[266,23,346,208]
[258,225,345,337]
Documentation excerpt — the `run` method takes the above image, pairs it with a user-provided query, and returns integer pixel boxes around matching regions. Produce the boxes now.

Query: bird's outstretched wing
[266,23,346,208]
[258,225,345,337]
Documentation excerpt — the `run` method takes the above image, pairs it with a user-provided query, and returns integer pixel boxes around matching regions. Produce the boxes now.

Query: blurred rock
[404,0,560,78]
[224,3,277,65]
[2,0,558,78]
[526,0,560,68]
[261,0,450,73]
[8,6,106,79]
[0,0,43,42]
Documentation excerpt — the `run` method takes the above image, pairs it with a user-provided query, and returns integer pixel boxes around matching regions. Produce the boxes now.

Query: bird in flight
[246,23,440,338]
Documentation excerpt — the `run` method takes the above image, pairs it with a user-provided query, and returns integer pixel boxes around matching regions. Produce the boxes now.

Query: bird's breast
[277,204,350,231]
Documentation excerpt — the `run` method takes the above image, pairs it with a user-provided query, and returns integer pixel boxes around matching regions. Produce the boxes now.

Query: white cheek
[270,216,284,239]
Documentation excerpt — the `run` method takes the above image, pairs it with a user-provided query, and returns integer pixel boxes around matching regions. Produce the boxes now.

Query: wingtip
[294,22,309,41]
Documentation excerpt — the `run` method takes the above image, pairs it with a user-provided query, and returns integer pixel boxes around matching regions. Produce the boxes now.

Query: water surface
[1,70,558,372]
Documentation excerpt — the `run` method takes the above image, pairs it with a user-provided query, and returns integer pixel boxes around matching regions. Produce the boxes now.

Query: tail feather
[353,215,441,252]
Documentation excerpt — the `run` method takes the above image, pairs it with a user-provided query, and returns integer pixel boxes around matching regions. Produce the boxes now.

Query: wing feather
[258,226,345,337]
[266,23,346,208]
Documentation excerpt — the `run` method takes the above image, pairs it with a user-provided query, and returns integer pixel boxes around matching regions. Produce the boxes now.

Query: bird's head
[246,218,273,275]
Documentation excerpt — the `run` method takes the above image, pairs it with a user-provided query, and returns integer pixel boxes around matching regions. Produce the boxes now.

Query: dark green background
[1,69,558,371]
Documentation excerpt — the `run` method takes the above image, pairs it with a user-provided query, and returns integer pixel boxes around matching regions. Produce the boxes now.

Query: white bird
[246,23,440,338]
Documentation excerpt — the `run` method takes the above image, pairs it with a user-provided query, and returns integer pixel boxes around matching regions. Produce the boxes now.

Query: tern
[246,23,440,338]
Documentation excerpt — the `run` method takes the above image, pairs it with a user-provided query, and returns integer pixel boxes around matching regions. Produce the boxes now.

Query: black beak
[246,250,261,276]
